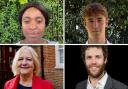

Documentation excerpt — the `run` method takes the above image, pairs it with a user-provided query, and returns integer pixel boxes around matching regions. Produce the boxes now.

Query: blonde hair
[12,46,41,76]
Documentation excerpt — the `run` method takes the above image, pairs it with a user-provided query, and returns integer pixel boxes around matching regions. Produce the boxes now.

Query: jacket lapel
[9,75,20,89]
[104,75,114,89]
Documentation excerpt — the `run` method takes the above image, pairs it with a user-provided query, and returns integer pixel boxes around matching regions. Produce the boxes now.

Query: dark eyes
[88,18,103,22]
[18,58,32,61]
[96,55,101,58]
[18,58,23,61]
[23,20,30,24]
[86,55,101,59]
[89,20,94,22]
[23,20,43,24]
[37,20,42,23]
[86,56,92,59]
[97,19,102,21]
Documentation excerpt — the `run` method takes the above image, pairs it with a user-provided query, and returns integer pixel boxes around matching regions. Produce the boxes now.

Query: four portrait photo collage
[0,0,128,89]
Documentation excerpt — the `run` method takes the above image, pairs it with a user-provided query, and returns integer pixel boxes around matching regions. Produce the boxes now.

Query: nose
[22,59,27,66]
[91,57,96,64]
[93,21,98,29]
[30,21,37,30]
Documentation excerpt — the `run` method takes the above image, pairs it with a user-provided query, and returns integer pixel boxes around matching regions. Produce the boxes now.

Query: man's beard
[86,63,106,78]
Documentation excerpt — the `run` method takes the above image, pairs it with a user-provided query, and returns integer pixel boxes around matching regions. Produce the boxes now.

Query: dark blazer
[76,75,128,89]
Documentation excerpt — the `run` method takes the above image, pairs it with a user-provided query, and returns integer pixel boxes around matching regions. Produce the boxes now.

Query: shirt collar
[86,39,111,44]
[87,72,108,89]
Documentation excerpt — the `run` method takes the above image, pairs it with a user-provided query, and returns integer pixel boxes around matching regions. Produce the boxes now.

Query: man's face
[84,14,108,37]
[84,47,107,78]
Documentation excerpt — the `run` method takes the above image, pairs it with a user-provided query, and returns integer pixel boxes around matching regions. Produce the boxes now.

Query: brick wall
[43,45,63,89]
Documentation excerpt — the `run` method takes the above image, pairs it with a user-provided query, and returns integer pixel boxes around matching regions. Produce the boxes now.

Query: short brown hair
[82,3,108,18]
[81,45,108,62]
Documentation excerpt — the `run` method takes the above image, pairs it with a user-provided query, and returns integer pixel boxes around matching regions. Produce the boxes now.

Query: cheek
[98,61,105,66]
[100,22,107,28]
[22,24,30,32]
[30,62,34,67]
[17,62,21,67]
[38,24,45,32]
[86,22,94,29]
[85,61,90,67]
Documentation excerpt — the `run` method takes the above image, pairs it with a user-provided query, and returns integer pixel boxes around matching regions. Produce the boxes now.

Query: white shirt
[16,40,58,44]
[87,72,108,89]
[86,40,111,44]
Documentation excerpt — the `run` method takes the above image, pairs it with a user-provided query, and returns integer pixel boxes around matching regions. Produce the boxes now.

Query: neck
[22,38,48,44]
[88,35,106,44]
[89,72,105,88]
[20,73,33,87]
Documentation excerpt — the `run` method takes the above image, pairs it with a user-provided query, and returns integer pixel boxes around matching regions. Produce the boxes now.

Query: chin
[20,70,32,75]
[20,72,30,75]
[89,71,100,77]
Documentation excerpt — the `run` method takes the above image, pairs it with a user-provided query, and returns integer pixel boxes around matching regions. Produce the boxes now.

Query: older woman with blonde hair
[4,46,53,89]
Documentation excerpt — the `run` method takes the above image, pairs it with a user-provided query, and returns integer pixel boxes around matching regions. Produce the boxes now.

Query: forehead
[85,14,106,20]
[22,7,43,17]
[19,49,32,57]
[85,47,103,56]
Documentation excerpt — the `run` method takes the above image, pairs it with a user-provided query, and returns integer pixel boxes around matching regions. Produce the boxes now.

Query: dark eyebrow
[97,17,103,19]
[35,16,43,20]
[22,17,31,20]
[22,16,43,21]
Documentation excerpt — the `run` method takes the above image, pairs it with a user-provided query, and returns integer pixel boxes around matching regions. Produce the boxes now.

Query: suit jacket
[4,74,53,89]
[76,75,128,89]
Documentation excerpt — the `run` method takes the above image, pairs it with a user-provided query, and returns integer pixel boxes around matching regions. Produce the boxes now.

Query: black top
[17,83,32,89]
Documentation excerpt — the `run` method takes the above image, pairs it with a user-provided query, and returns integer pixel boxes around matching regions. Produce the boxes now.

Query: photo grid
[1,0,128,89]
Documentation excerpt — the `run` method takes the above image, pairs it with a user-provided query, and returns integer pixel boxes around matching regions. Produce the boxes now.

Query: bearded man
[76,45,128,89]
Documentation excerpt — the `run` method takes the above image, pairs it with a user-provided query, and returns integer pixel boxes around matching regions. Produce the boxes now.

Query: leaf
[19,0,28,5]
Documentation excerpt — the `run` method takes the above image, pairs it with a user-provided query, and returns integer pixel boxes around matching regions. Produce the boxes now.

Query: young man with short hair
[83,3,111,44]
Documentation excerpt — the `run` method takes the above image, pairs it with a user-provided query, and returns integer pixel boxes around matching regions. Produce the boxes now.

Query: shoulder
[47,40,59,44]
[33,75,54,89]
[4,76,19,89]
[75,80,87,89]
[111,78,128,89]
[34,76,53,85]
[4,78,13,87]
[106,40,112,44]
[16,40,21,44]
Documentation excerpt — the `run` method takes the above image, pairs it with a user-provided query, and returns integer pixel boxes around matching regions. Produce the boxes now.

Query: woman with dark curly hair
[17,2,56,44]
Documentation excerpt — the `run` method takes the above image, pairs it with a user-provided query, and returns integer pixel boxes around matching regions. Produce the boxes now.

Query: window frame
[55,45,64,69]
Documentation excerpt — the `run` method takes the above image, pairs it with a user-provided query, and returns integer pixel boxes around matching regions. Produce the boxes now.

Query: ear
[104,58,107,64]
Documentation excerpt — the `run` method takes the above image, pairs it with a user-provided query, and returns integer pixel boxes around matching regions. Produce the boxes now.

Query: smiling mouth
[20,67,30,69]
[91,66,97,68]
[89,65,99,68]
[92,30,100,32]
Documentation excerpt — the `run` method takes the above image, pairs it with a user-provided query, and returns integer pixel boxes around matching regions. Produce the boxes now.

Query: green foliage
[41,0,63,43]
[0,1,21,43]
[65,0,128,44]
[0,0,63,43]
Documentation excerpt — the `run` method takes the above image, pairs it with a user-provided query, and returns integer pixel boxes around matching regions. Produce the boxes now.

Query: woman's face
[17,50,34,75]
[22,7,46,40]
